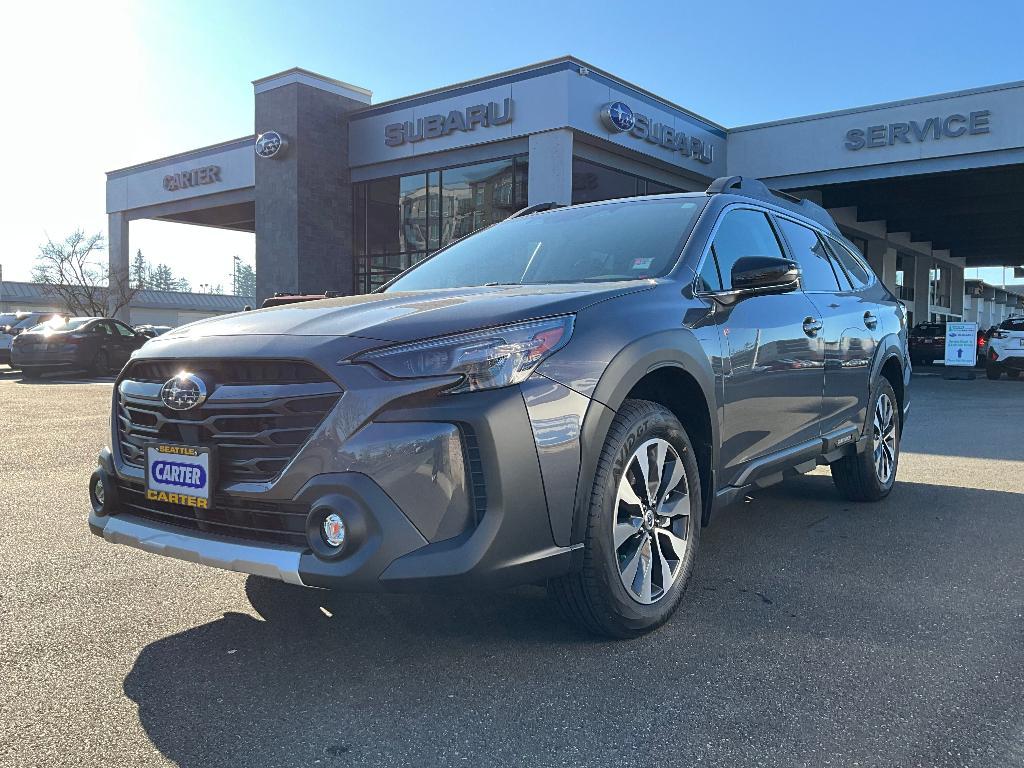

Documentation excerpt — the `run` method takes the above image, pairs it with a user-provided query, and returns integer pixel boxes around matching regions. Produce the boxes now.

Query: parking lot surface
[1,367,1022,767]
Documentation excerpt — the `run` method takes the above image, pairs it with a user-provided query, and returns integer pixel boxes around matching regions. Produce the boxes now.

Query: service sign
[944,322,978,367]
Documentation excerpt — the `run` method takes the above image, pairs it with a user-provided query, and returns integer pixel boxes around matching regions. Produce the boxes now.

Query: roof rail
[706,176,839,234]
[508,201,563,219]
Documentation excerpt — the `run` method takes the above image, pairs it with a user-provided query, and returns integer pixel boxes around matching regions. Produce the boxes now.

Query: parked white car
[985,316,1024,380]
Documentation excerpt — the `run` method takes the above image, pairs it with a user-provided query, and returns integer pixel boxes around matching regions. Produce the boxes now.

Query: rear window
[999,318,1024,332]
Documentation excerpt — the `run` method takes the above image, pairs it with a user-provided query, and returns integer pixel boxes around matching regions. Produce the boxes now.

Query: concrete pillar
[528,129,573,206]
[107,212,130,320]
[913,254,932,323]
[253,70,371,302]
[865,240,897,291]
[950,267,965,318]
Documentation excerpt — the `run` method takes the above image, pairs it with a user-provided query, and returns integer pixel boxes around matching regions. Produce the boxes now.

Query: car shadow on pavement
[122,475,1024,767]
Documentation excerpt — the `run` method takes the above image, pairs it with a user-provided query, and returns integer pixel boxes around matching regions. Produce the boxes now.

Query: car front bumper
[90,349,587,591]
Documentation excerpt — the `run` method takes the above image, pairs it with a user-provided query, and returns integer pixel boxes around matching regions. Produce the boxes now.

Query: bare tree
[31,230,136,316]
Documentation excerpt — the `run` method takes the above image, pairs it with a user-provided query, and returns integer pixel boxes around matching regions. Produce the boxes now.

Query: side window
[827,238,874,289]
[112,321,136,337]
[696,249,722,292]
[709,209,785,290]
[776,219,841,292]
[95,322,113,335]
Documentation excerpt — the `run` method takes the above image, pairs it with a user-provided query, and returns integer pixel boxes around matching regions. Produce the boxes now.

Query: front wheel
[830,378,900,502]
[548,399,701,638]
[1007,369,1021,380]
[986,363,1003,380]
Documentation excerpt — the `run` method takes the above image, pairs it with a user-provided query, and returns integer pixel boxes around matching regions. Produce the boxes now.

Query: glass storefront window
[353,155,529,294]
[571,158,683,205]
[440,158,517,246]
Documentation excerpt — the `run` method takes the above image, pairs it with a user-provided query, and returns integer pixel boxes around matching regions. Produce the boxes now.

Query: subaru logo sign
[255,131,286,159]
[601,102,635,133]
[160,372,209,411]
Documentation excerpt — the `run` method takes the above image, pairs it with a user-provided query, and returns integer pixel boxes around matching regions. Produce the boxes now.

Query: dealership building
[106,57,1024,324]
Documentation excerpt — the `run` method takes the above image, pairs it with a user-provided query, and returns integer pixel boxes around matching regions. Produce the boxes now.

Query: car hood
[156,282,655,345]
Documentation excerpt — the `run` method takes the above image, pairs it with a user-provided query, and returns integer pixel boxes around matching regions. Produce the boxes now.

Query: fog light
[89,468,115,517]
[321,513,346,548]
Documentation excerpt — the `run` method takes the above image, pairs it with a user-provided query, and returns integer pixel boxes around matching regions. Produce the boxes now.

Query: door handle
[864,311,878,329]
[802,317,823,337]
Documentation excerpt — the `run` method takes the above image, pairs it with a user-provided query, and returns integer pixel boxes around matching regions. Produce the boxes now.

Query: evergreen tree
[131,249,147,289]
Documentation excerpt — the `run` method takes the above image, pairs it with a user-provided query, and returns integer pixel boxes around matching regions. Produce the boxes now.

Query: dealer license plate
[145,443,215,509]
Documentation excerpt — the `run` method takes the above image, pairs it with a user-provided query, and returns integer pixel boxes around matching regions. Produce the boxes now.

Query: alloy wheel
[872,393,897,484]
[613,438,692,604]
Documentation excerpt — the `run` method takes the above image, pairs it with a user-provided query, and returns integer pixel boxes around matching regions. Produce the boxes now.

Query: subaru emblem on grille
[159,372,209,411]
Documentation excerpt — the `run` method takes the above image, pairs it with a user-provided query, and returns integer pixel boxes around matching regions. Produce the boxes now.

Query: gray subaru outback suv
[89,176,910,637]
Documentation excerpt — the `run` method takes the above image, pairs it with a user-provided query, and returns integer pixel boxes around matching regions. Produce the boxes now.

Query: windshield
[385,197,706,291]
[27,317,88,333]
[999,317,1024,332]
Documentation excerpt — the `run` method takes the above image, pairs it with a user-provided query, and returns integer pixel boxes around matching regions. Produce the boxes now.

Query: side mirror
[730,256,800,294]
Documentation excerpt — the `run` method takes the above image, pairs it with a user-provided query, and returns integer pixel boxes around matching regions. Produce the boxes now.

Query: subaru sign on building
[105,57,1024,330]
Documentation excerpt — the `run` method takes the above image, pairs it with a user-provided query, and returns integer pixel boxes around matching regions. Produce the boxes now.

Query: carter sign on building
[163,165,222,192]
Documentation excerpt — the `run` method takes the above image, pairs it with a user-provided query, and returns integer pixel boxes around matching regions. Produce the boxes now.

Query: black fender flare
[864,332,908,436]
[569,330,720,545]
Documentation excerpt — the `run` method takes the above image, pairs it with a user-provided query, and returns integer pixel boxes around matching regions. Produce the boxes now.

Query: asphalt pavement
[1,365,1022,767]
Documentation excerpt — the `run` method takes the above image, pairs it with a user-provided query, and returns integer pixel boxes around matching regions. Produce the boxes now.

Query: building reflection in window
[353,155,529,293]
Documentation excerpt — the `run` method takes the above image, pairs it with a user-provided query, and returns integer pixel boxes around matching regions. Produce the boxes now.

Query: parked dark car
[0,312,66,367]
[11,317,148,378]
[908,322,946,365]
[88,176,910,637]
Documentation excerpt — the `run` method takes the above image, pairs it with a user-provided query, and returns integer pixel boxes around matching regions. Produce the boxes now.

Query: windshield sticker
[632,258,654,270]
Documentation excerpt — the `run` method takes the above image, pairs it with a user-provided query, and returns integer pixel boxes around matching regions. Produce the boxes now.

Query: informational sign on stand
[944,321,978,367]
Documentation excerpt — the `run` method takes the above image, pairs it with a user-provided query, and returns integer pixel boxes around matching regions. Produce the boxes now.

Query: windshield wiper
[482,282,522,287]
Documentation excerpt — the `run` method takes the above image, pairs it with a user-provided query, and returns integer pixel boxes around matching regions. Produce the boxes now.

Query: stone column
[865,240,897,292]
[912,254,932,323]
[949,266,965,319]
[253,70,371,303]
[108,212,130,320]
[528,129,574,206]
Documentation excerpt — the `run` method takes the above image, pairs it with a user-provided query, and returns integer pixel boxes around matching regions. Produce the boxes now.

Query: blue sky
[3,0,1022,288]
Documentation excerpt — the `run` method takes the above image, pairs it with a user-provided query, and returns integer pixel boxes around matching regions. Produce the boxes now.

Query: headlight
[355,315,574,393]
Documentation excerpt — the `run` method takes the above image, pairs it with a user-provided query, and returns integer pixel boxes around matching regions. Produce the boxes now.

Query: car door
[774,217,877,440]
[696,207,825,487]
[109,320,142,368]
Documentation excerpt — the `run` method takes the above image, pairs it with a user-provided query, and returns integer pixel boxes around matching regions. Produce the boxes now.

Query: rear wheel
[21,367,42,380]
[549,399,701,638]
[986,363,1003,380]
[1007,369,1021,380]
[830,378,900,502]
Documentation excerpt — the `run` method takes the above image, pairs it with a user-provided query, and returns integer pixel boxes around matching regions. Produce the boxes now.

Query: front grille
[126,359,331,385]
[116,359,342,485]
[116,479,308,547]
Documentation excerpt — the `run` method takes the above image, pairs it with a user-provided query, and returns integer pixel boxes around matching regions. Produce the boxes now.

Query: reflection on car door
[698,207,825,487]
[775,217,876,439]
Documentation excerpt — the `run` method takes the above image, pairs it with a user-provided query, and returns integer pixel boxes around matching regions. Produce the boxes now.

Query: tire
[830,378,900,502]
[90,349,110,376]
[548,399,702,638]
[21,367,42,380]
[986,364,1002,380]
[1007,369,1021,380]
